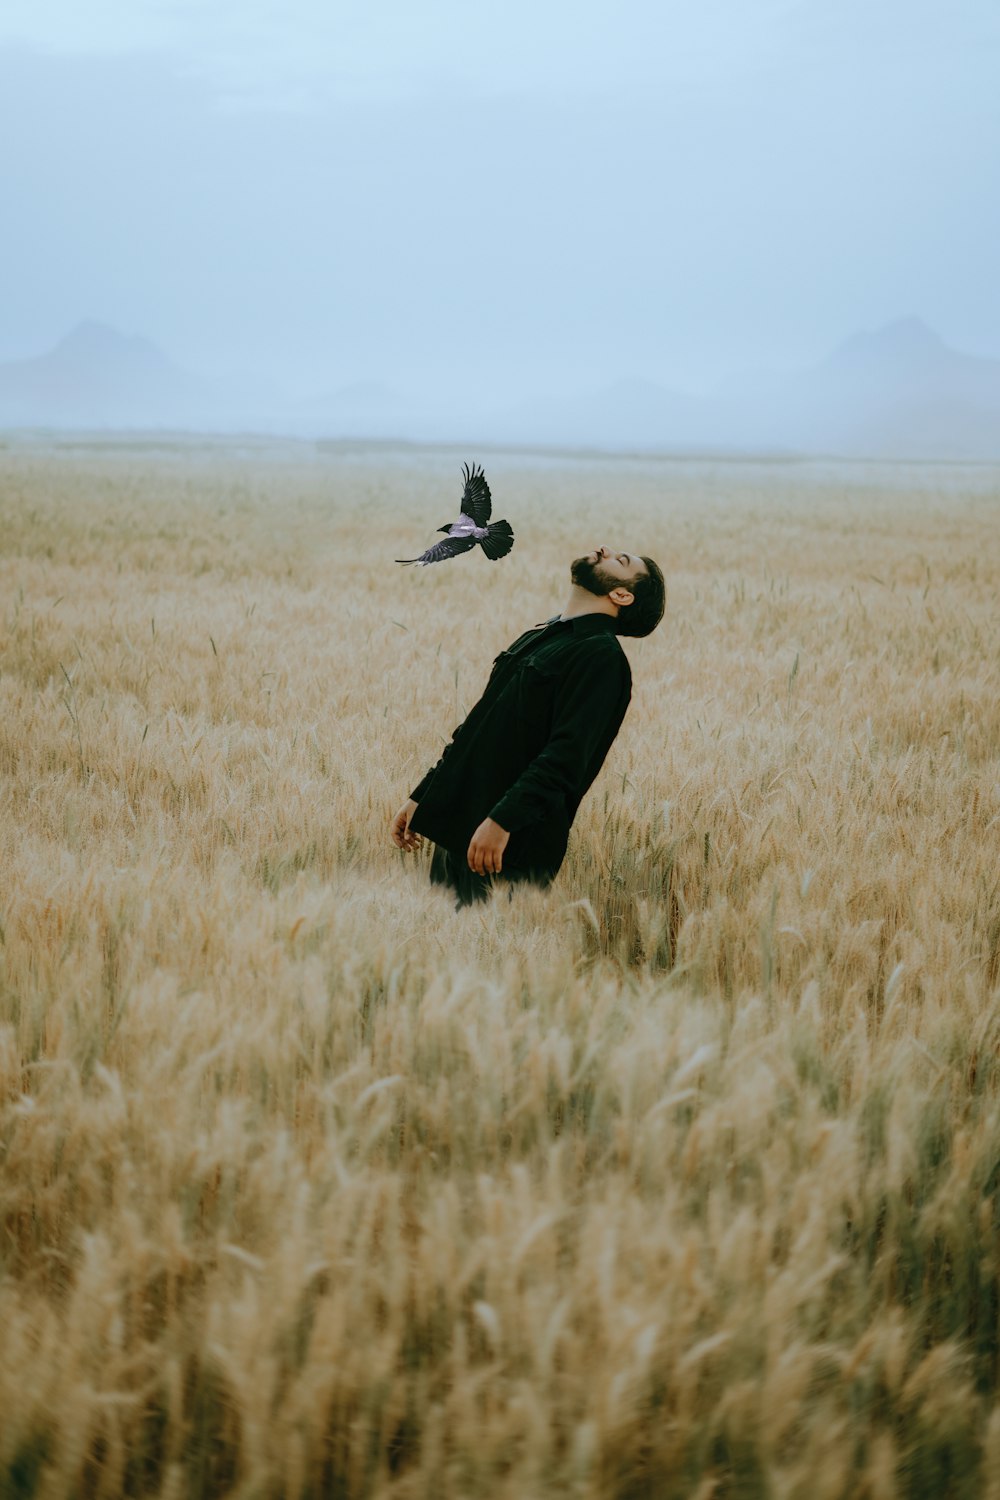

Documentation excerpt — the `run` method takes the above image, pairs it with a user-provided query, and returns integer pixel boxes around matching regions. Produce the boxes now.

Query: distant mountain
[817,317,1000,407]
[0,324,436,437]
[0,321,222,427]
[478,320,1000,457]
[2,316,998,458]
[806,318,1000,457]
[715,318,1000,458]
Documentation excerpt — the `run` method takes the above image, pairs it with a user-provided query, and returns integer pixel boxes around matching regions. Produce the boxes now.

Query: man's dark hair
[616,556,665,638]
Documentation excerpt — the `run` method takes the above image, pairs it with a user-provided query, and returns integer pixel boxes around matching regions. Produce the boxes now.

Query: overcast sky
[2,0,998,400]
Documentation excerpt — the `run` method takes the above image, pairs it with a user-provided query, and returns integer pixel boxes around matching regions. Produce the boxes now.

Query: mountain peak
[831,316,948,366]
[0,320,210,427]
[54,320,164,363]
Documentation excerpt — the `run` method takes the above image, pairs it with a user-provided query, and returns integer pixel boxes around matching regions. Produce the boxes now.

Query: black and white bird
[396,462,514,567]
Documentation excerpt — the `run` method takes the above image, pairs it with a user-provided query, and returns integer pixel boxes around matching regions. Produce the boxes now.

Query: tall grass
[1,437,999,1498]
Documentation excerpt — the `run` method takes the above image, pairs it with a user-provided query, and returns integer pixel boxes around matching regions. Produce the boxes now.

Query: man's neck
[559,586,618,622]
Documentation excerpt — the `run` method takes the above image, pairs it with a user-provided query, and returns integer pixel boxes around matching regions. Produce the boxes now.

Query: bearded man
[390,545,666,906]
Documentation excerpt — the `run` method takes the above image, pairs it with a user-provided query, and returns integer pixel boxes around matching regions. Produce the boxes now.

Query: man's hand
[390,799,423,852]
[467,817,510,875]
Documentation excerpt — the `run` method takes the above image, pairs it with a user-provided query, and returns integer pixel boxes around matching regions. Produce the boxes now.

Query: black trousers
[429,845,553,908]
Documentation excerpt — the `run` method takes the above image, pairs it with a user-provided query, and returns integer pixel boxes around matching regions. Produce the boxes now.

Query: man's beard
[571,556,619,596]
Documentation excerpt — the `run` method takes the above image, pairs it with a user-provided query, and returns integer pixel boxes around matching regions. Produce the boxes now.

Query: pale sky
[2,0,998,399]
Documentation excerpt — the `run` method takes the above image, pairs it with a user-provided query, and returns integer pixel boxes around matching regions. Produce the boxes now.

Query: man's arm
[410,626,552,800]
[489,648,631,833]
[409,700,481,801]
[408,650,513,801]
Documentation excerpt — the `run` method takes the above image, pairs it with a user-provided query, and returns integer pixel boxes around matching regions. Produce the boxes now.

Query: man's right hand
[390,799,423,852]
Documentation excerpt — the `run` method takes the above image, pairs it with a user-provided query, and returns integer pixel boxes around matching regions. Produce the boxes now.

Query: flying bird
[396,462,514,567]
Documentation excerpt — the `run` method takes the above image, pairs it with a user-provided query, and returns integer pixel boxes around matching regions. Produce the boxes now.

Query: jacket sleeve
[407,723,470,804]
[409,708,476,800]
[488,647,631,832]
[409,651,509,801]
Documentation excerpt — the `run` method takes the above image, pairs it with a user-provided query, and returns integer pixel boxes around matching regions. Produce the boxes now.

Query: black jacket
[409,613,632,877]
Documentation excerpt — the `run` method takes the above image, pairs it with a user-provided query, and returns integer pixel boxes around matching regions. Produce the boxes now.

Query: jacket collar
[552,612,621,636]
[505,611,619,659]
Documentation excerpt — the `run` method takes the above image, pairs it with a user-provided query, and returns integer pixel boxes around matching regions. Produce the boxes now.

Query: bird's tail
[395,557,421,565]
[480,519,514,561]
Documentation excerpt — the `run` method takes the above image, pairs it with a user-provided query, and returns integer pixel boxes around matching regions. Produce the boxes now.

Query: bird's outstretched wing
[461,462,492,527]
[480,518,514,561]
[396,534,478,567]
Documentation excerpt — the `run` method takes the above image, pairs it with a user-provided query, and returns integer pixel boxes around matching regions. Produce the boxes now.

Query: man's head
[571,547,665,638]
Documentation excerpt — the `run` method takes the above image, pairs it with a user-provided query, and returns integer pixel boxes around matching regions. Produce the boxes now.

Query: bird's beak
[437,525,451,534]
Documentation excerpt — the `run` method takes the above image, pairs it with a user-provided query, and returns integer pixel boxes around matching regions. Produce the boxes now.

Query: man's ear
[609,587,634,609]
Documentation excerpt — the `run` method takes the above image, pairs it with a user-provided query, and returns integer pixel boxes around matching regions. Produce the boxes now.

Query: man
[390,545,666,906]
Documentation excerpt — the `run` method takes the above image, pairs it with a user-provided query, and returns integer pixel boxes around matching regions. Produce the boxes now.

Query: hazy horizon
[2,0,999,407]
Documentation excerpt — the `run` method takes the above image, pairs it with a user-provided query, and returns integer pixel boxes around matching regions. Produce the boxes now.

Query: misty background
[2,0,999,456]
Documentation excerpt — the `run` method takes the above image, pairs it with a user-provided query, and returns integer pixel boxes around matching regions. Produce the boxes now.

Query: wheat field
[1,436,999,1499]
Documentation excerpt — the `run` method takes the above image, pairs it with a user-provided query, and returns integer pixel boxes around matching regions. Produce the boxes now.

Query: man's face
[571,546,647,597]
